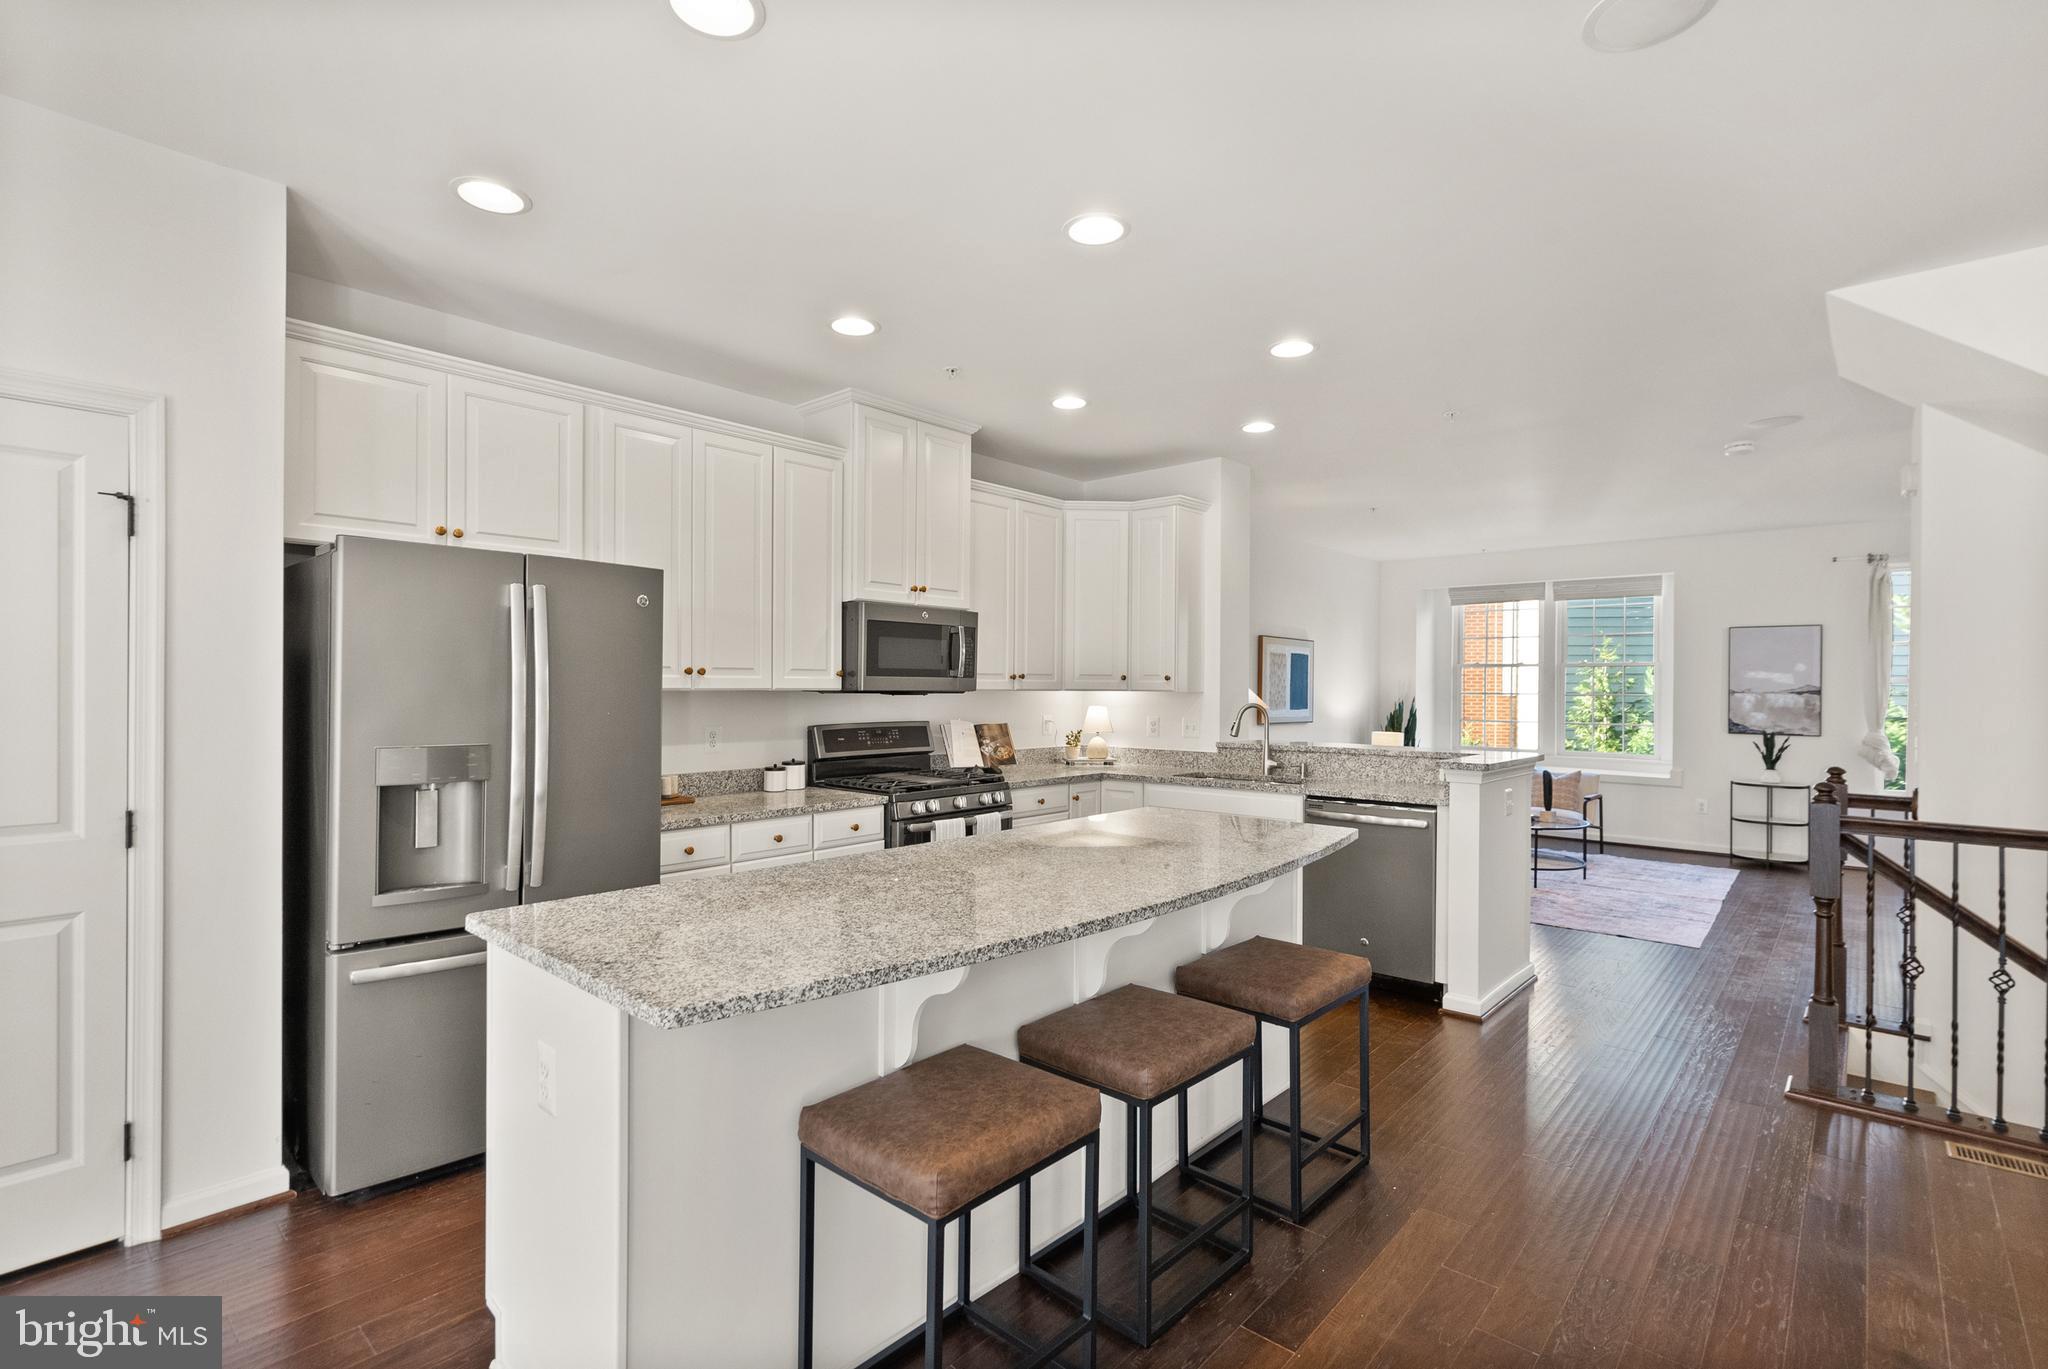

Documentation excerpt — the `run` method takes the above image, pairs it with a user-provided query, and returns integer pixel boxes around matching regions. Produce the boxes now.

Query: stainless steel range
[806,721,1013,847]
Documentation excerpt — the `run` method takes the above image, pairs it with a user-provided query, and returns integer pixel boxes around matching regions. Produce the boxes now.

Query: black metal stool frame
[799,1131,1100,1369]
[1180,985,1370,1224]
[1015,1046,1255,1347]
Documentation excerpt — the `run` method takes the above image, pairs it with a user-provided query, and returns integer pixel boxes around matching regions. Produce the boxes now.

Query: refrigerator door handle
[506,583,528,891]
[528,583,551,886]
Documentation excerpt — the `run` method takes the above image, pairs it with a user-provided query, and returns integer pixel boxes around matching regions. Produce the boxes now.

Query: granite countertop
[657,788,877,831]
[470,808,1353,1029]
[1001,760,1304,795]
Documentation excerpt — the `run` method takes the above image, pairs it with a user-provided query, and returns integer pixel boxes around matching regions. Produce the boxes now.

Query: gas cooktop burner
[817,766,1003,795]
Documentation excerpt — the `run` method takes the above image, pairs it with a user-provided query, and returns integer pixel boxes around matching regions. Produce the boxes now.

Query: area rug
[1530,854,1738,948]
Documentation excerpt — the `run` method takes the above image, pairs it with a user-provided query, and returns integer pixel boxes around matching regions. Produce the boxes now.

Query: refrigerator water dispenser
[373,744,490,904]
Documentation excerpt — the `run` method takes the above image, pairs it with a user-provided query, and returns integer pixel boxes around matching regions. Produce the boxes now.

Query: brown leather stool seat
[1174,936,1373,1225]
[799,1044,1099,1219]
[1018,984,1255,1101]
[1173,935,1374,1024]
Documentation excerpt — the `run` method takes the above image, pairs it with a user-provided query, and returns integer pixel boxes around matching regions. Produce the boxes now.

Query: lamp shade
[1082,705,1112,734]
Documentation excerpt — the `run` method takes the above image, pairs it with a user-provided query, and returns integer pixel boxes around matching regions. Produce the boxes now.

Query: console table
[1729,778,1808,865]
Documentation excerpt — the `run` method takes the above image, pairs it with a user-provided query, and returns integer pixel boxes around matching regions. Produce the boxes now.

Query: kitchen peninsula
[468,807,1350,1367]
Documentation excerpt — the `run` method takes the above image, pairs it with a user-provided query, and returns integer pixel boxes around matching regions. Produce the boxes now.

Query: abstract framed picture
[1257,635,1315,723]
[1727,624,1822,736]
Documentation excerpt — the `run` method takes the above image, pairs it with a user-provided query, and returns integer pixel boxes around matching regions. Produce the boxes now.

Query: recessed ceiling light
[1052,394,1088,411]
[1242,420,1276,434]
[1269,338,1315,359]
[1723,439,1757,458]
[1746,414,1804,430]
[1064,214,1127,247]
[829,316,876,337]
[451,177,530,215]
[669,0,765,38]
[1581,0,1717,52]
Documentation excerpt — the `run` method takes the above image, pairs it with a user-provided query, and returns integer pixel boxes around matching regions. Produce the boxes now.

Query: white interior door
[0,396,130,1274]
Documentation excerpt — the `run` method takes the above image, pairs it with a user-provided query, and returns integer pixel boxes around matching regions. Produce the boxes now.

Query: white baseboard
[1601,833,1750,858]
[1442,962,1537,1019]
[158,1163,292,1232]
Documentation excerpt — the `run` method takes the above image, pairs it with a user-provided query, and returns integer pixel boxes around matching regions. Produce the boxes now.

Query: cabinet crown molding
[971,479,1209,516]
[794,387,982,435]
[285,319,848,460]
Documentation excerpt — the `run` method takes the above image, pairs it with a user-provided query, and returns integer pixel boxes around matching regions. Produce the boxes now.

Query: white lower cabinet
[1067,780,1101,818]
[1010,809,1068,830]
[814,806,884,848]
[732,815,812,861]
[1101,779,1146,813]
[658,825,730,872]
[1017,790,1065,820]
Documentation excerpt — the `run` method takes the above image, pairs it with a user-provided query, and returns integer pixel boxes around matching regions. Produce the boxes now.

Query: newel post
[1807,774,1845,1090]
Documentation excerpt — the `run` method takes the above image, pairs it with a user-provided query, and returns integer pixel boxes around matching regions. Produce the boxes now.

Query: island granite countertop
[470,807,1353,1029]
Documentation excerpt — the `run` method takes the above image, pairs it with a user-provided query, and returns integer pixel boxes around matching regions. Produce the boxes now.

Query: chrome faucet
[1230,696,1281,776]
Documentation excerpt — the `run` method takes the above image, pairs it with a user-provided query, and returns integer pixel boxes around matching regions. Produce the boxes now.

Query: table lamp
[1082,705,1112,761]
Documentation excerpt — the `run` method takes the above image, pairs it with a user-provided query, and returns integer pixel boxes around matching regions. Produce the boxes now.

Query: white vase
[1063,744,1081,762]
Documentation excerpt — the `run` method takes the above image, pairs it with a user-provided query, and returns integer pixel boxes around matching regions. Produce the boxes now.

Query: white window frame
[1443,573,1676,778]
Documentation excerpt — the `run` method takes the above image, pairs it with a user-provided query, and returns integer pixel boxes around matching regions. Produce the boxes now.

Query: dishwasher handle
[1308,808,1430,829]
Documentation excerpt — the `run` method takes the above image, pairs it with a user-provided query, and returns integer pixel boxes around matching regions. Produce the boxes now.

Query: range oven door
[889,812,1013,847]
[842,600,977,692]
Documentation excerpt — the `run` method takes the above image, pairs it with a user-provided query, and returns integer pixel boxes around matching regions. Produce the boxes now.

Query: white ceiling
[5,0,2045,558]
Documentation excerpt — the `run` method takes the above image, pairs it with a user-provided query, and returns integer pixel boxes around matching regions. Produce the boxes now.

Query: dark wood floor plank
[1288,1207,1470,1369]
[1194,1326,1295,1369]
[1861,1123,1948,1369]
[1926,1130,2035,1369]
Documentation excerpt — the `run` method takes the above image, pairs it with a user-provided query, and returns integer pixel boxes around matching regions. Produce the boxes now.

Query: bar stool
[798,1044,1101,1369]
[1015,984,1257,1346]
[1174,936,1372,1224]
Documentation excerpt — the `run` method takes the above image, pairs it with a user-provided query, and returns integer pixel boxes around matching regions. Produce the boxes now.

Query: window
[1454,598,1541,751]
[1442,574,1673,772]
[1560,595,1659,757]
[1887,566,1911,788]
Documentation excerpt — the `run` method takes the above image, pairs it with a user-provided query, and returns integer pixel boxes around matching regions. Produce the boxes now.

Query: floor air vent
[1945,1141,2048,1180]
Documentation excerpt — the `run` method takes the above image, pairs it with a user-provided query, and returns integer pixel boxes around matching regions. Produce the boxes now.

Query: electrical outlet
[1183,718,1200,740]
[705,726,721,751]
[1695,799,1708,815]
[536,1041,558,1116]
[1041,716,1054,736]
[1146,716,1161,738]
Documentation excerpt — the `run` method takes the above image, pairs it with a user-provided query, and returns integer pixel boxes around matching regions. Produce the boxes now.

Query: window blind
[1552,574,1663,600]
[1447,581,1545,607]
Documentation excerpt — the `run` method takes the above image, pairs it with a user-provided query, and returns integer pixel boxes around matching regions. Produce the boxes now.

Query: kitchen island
[468,807,1351,1368]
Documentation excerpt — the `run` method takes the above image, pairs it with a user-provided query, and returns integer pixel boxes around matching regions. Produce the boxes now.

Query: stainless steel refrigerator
[285,535,660,1195]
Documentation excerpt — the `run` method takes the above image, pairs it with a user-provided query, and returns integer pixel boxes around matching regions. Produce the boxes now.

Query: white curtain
[1858,557,1901,782]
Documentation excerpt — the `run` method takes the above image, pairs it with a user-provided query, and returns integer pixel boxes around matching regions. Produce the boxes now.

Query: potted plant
[1753,731,1793,781]
[1063,729,1083,763]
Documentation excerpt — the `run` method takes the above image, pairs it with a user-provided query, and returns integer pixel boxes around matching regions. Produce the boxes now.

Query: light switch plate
[536,1040,558,1116]
[1041,716,1054,736]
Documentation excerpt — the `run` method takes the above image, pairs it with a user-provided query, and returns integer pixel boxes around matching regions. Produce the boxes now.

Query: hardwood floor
[7,847,2043,1368]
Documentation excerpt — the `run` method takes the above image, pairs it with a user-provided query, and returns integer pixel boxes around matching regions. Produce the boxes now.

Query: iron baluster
[1991,847,2010,1132]
[1863,840,1877,1102]
[1898,837,1920,1111]
[1948,847,1962,1123]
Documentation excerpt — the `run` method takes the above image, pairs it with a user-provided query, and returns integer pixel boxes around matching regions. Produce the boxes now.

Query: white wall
[0,97,288,1225]
[1250,512,1380,744]
[1375,518,1909,852]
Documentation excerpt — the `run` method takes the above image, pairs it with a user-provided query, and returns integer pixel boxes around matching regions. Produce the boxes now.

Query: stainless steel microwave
[840,600,978,693]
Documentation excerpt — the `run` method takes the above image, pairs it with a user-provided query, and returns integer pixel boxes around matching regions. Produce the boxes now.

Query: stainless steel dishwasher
[1301,797,1440,1001]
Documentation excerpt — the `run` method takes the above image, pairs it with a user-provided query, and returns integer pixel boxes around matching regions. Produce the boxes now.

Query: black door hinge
[123,1122,133,1161]
[97,489,136,537]
[126,810,136,849]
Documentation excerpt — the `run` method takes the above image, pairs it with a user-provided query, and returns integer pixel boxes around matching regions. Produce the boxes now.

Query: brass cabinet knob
[850,822,860,832]
[452,527,464,538]
[434,524,448,536]
[1072,794,1081,800]
[1119,673,1127,681]
[1164,674,1171,681]
[835,669,844,678]
[683,845,695,856]
[1037,797,1047,806]
[773,833,784,843]
[696,667,707,676]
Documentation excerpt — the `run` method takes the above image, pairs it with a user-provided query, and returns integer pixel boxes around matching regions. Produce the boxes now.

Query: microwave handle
[947,624,968,678]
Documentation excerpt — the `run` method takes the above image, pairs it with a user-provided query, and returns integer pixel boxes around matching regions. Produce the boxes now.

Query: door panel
[0,397,129,1273]
[449,376,584,554]
[595,410,690,687]
[914,423,972,607]
[285,340,447,543]
[1129,506,1175,689]
[853,408,915,601]
[969,492,1013,687]
[523,556,661,901]
[772,449,843,691]
[1064,510,1129,688]
[691,432,772,688]
[1013,500,1063,687]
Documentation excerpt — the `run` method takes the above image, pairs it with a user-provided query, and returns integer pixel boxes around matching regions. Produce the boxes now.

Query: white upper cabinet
[1064,508,1130,688]
[1128,503,1201,691]
[286,340,447,544]
[594,408,690,688]
[772,447,844,691]
[913,422,972,608]
[1012,499,1064,688]
[969,490,1016,687]
[447,375,584,555]
[691,431,774,689]
[850,406,917,601]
